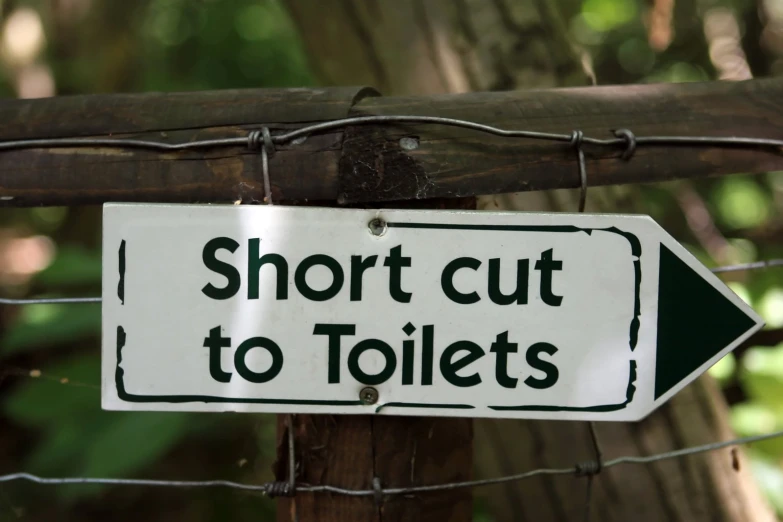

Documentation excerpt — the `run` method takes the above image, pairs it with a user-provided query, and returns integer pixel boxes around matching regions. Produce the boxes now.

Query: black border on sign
[114,222,641,413]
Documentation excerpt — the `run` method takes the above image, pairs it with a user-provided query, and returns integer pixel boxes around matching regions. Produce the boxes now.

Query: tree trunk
[283,1,776,520]
[286,0,590,95]
[275,415,472,522]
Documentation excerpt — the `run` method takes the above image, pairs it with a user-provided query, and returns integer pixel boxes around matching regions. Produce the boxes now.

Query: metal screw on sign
[368,218,387,236]
[360,387,379,405]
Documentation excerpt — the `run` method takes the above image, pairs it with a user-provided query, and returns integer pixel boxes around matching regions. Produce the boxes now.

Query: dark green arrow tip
[655,244,758,400]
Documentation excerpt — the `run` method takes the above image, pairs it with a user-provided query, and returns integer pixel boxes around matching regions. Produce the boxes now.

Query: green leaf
[644,62,709,83]
[713,178,772,229]
[35,246,102,287]
[617,38,656,75]
[4,352,197,500]
[737,345,783,458]
[708,353,736,385]
[82,412,191,477]
[742,344,783,385]
[759,289,783,328]
[727,282,752,307]
[26,419,98,475]
[582,0,637,32]
[731,402,777,435]
[28,207,69,233]
[1,302,100,357]
[740,346,783,419]
[3,355,101,426]
[748,451,783,515]
[58,412,193,500]
[730,402,783,458]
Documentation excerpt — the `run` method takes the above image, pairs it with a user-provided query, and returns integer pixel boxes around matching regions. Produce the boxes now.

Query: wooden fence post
[1,79,782,207]
[274,193,476,522]
[275,415,472,521]
[1,80,782,521]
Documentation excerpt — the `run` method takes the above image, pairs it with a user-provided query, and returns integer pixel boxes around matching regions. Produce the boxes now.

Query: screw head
[360,387,379,405]
[368,218,387,236]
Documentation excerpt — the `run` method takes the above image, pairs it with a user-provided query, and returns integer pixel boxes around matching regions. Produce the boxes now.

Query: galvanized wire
[0,473,274,492]
[581,422,604,522]
[0,116,779,307]
[711,259,783,273]
[2,116,783,513]
[1,258,779,306]
[0,296,101,305]
[2,427,782,497]
[0,116,780,155]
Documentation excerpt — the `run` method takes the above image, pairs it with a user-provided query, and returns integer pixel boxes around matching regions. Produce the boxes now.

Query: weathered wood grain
[341,78,783,202]
[0,79,781,206]
[274,415,472,522]
[0,87,378,206]
[273,197,475,522]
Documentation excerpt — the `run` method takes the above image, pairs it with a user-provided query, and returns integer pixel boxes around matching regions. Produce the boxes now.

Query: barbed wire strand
[2,116,783,510]
[0,118,780,217]
[581,422,605,522]
[0,296,100,305]
[710,258,783,273]
[0,119,780,307]
[1,258,779,306]
[1,427,782,497]
[0,367,100,391]
[0,117,782,154]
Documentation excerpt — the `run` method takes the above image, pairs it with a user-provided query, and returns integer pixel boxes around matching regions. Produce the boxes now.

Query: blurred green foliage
[0,0,782,520]
[0,1,305,520]
[136,0,312,91]
[582,0,638,32]
[6,355,197,499]
[732,343,783,505]
[714,179,773,230]
[3,303,100,355]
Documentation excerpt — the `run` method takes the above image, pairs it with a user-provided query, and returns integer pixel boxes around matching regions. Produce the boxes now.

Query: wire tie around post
[265,415,296,498]
[573,421,604,478]
[574,460,601,477]
[260,127,274,205]
[613,128,637,160]
[372,477,383,506]
[576,421,605,522]
[247,130,261,150]
[571,130,587,212]
[266,481,293,498]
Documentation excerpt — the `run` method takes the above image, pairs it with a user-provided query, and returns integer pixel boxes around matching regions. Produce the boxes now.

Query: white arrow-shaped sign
[101,204,762,421]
